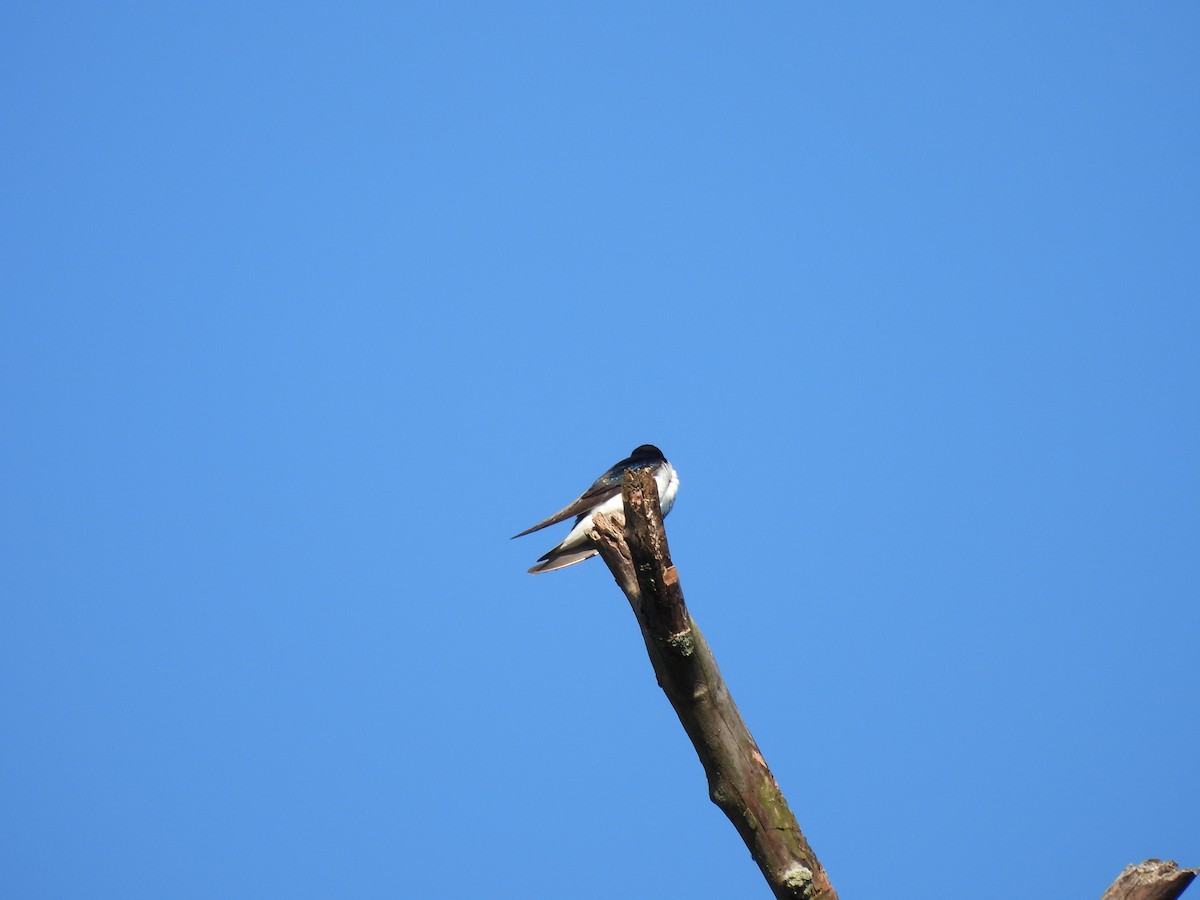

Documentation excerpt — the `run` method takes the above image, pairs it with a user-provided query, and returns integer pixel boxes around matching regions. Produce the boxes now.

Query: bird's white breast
[656,462,680,517]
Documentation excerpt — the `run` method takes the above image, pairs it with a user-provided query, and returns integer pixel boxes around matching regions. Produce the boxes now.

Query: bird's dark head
[630,444,665,461]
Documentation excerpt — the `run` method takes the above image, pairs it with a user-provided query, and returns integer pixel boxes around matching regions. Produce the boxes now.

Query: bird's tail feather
[528,548,598,574]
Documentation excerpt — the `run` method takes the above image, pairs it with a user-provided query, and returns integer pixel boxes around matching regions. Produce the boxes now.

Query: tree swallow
[513,444,680,574]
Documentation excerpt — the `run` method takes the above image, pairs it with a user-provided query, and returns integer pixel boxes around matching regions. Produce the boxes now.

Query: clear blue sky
[3,4,1197,898]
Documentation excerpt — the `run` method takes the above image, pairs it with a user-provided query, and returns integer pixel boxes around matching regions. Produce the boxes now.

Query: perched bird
[513,444,680,574]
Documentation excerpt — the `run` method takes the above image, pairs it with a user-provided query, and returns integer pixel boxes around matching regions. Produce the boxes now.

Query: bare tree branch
[589,468,838,900]
[1101,860,1197,900]
[583,469,1193,900]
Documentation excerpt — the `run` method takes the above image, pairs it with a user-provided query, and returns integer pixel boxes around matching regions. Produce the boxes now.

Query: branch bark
[589,468,837,900]
[1101,860,1197,900]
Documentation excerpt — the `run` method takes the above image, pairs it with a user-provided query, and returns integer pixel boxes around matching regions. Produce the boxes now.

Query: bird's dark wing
[511,446,664,539]
[510,476,622,538]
